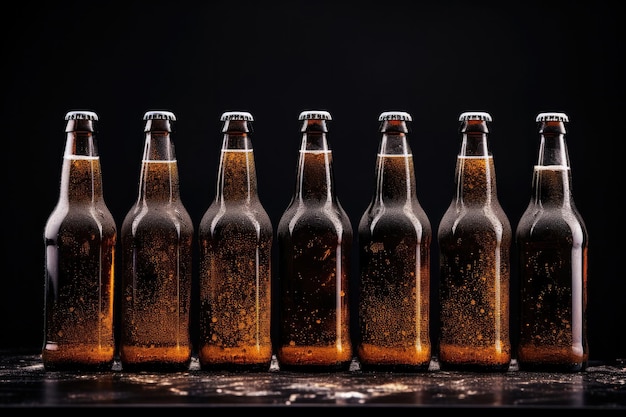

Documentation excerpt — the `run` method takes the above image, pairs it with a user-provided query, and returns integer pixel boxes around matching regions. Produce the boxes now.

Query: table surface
[1,351,625,410]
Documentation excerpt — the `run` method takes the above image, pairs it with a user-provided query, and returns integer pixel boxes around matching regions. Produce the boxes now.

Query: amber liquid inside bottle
[43,156,116,371]
[277,149,353,372]
[358,153,432,372]
[517,166,588,371]
[438,155,512,372]
[120,159,193,372]
[199,148,273,371]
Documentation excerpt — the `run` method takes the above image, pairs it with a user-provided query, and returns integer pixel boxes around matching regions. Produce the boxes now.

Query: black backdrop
[2,0,623,361]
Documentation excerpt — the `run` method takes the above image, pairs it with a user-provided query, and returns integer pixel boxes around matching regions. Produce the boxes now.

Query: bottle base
[438,362,511,373]
[277,362,352,373]
[199,362,272,372]
[358,362,430,373]
[42,361,114,372]
[517,362,587,373]
[120,361,191,373]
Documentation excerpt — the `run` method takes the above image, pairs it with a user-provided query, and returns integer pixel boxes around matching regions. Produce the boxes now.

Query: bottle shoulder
[201,199,271,217]
[437,203,512,237]
[358,204,432,233]
[277,202,352,235]
[121,203,194,234]
[516,205,588,240]
[199,203,273,234]
[45,204,117,239]
[279,200,351,221]
[440,198,509,217]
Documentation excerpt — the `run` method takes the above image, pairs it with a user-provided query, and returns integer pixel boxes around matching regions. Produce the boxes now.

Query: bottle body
[516,112,588,372]
[437,112,512,372]
[198,112,273,371]
[357,112,432,371]
[277,111,353,371]
[119,111,193,372]
[43,110,117,371]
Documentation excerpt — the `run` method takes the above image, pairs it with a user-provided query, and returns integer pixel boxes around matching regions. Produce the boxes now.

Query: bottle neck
[59,131,103,203]
[373,132,416,204]
[137,131,180,202]
[216,133,259,203]
[294,131,335,203]
[532,132,573,206]
[455,132,498,204]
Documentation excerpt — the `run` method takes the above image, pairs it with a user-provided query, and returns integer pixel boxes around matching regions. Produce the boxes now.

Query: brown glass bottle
[437,111,512,372]
[119,110,193,372]
[357,111,432,372]
[198,111,273,371]
[43,110,117,371]
[516,112,589,372]
[276,110,353,372]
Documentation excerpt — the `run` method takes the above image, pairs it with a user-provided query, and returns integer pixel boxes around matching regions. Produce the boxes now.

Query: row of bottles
[43,109,588,373]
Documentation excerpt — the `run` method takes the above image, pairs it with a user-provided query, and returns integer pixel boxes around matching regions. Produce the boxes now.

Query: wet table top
[1,351,625,410]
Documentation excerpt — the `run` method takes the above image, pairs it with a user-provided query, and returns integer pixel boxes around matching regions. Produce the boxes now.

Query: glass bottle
[198,111,273,371]
[43,110,117,371]
[357,111,432,372]
[119,110,194,372]
[516,112,589,372]
[276,110,353,372]
[437,111,512,372]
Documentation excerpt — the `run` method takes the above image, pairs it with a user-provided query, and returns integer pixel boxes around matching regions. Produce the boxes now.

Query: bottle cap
[459,111,492,122]
[536,112,569,123]
[65,110,98,121]
[143,110,177,121]
[221,111,253,133]
[299,110,332,121]
[221,111,254,122]
[379,111,412,122]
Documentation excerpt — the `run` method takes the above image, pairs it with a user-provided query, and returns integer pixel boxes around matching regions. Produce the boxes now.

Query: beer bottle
[119,110,194,372]
[43,110,117,371]
[437,111,512,372]
[276,110,354,371]
[198,111,273,371]
[357,111,432,372]
[516,112,589,372]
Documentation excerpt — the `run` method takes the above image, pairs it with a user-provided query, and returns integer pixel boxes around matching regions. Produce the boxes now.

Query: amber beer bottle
[119,110,194,371]
[42,110,117,371]
[516,112,589,372]
[437,111,512,372]
[276,110,353,371]
[357,111,432,372]
[198,111,273,371]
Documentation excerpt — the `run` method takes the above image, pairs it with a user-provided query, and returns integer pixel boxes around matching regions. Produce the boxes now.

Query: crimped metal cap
[65,110,98,121]
[459,111,492,122]
[221,111,253,122]
[143,110,177,121]
[379,111,412,122]
[299,110,332,121]
[536,112,569,123]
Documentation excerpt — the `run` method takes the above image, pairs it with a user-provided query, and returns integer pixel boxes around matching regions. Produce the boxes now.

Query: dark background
[2,1,623,361]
